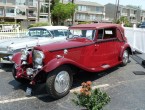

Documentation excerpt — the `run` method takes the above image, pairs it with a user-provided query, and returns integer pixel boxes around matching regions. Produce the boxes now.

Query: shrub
[28,22,50,28]
[72,81,110,110]
[78,21,92,24]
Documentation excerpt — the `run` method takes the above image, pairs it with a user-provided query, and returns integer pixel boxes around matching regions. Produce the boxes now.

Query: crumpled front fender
[12,52,21,65]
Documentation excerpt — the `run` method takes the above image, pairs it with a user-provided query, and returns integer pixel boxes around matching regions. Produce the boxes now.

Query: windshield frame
[68,29,96,40]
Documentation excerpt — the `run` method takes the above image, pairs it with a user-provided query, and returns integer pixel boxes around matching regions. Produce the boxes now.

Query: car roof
[69,23,122,30]
[29,26,68,30]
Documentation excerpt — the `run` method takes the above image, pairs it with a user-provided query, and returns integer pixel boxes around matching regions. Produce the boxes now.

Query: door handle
[95,44,99,47]
[95,44,99,51]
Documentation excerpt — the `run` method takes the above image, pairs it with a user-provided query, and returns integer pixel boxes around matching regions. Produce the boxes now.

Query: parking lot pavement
[0,57,145,110]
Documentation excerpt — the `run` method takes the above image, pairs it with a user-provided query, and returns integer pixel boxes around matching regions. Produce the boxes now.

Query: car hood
[0,37,66,50]
[34,38,94,52]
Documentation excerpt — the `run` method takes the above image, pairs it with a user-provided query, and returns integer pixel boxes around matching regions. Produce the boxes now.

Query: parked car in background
[138,22,145,28]
[12,23,132,99]
[0,26,69,63]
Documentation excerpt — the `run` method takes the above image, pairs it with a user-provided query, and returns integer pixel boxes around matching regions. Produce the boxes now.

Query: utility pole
[71,0,75,25]
[48,0,51,25]
[115,0,119,21]
[37,0,40,22]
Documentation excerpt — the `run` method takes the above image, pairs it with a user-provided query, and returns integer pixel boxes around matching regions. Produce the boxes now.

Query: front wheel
[121,50,129,66]
[46,65,73,99]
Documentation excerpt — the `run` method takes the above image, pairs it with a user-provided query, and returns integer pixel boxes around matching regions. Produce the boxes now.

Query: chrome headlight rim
[34,50,44,65]
[21,49,29,60]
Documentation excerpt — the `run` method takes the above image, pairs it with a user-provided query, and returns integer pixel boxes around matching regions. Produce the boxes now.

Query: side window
[63,30,69,36]
[57,30,65,36]
[82,30,95,40]
[51,30,65,37]
[103,28,116,39]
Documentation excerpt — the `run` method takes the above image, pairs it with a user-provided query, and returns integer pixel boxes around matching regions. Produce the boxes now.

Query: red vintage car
[12,23,132,99]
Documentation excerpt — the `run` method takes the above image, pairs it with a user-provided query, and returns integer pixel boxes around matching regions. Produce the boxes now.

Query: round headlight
[21,49,28,60]
[34,51,44,65]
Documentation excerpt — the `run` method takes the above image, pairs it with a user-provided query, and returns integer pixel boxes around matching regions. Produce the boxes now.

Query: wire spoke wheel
[54,71,70,93]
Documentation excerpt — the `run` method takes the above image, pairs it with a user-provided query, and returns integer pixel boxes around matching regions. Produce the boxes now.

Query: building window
[16,0,27,5]
[28,10,36,17]
[122,9,127,13]
[0,8,4,16]
[90,15,96,20]
[40,3,49,13]
[96,15,102,20]
[7,0,15,5]
[76,14,86,20]
[6,8,15,17]
[0,0,6,4]
[16,7,26,15]
[28,0,37,6]
[78,5,87,11]
[96,7,103,12]
[6,8,14,13]
[134,10,137,14]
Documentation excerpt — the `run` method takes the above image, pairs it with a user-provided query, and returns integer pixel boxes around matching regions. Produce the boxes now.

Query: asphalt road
[0,57,145,110]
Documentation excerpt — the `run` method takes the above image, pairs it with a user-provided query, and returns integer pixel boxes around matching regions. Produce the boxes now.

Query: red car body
[12,23,132,99]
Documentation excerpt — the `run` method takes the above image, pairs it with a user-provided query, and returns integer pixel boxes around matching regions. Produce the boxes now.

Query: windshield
[27,28,52,37]
[27,28,69,37]
[68,29,96,40]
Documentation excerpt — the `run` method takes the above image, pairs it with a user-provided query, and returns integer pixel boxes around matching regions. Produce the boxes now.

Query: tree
[50,0,59,10]
[51,1,76,25]
[115,16,132,27]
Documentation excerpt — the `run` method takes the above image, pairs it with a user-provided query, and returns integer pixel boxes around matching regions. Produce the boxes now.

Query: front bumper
[14,63,45,85]
[0,53,13,63]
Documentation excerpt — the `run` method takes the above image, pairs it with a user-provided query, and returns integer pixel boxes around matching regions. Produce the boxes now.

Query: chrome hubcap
[54,71,70,93]
[123,50,128,64]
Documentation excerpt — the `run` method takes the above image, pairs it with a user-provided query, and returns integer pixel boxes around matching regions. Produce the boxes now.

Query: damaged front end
[12,48,46,86]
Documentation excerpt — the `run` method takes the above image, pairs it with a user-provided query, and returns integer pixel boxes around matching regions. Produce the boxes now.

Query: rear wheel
[121,50,129,66]
[46,65,73,99]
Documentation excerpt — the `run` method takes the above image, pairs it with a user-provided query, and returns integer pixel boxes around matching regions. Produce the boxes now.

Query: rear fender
[42,58,75,73]
[120,44,132,60]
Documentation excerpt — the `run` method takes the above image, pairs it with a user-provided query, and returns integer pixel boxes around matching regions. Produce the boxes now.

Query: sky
[83,0,145,10]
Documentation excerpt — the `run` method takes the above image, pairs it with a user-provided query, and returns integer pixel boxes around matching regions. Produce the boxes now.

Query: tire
[46,65,73,99]
[12,65,30,84]
[121,50,129,66]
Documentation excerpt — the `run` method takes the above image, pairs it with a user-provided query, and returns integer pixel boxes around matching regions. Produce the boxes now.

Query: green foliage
[51,0,60,10]
[72,81,110,110]
[114,16,132,27]
[0,22,19,24]
[28,22,49,28]
[51,2,76,25]
[78,21,92,24]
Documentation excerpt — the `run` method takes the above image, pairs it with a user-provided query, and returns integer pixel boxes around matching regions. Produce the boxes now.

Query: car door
[90,27,119,69]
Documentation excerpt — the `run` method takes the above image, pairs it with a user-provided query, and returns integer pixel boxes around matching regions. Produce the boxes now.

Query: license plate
[26,87,32,96]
